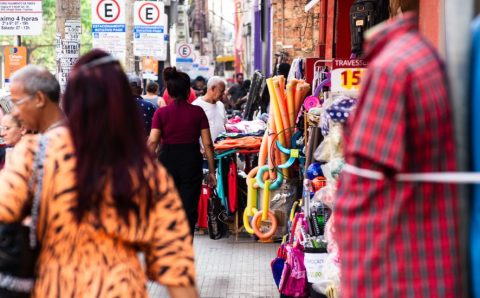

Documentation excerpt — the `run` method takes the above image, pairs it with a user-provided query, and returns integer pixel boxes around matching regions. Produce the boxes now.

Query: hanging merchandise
[244,74,311,243]
[228,159,238,214]
[349,0,389,56]
[207,189,229,240]
[269,58,365,298]
[243,71,266,120]
[197,182,211,229]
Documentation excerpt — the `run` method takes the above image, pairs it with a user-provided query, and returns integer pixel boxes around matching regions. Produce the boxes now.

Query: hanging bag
[0,134,48,297]
[350,0,389,56]
[278,213,308,297]
[207,189,229,240]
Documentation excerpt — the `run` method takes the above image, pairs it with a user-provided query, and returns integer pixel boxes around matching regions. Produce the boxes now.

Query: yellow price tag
[290,149,299,158]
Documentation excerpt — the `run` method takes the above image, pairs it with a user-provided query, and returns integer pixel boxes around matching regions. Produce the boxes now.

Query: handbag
[0,134,48,297]
[207,189,228,240]
[278,212,308,297]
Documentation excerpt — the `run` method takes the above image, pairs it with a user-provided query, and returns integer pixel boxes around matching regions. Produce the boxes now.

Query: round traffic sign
[96,0,121,23]
[177,44,192,58]
[138,2,160,25]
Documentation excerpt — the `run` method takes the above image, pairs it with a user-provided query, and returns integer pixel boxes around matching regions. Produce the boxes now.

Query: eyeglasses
[10,95,33,107]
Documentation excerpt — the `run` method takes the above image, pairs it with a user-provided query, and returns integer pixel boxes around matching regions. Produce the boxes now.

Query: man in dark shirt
[227,73,248,108]
[127,73,156,136]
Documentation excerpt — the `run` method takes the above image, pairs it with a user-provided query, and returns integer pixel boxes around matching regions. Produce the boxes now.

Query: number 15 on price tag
[331,68,367,94]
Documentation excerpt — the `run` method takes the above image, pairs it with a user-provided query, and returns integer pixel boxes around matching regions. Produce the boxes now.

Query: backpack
[350,0,389,56]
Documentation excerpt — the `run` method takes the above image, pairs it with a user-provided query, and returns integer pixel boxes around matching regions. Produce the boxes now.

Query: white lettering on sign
[333,59,368,68]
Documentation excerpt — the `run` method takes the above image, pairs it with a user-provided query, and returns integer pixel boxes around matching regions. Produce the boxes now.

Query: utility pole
[125,0,135,73]
[55,0,81,92]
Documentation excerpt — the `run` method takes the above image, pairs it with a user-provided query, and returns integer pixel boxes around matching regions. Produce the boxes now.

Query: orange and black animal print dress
[0,127,195,297]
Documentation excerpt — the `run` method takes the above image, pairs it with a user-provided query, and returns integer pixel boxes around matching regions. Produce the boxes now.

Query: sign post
[0,1,43,35]
[133,1,166,60]
[91,0,126,64]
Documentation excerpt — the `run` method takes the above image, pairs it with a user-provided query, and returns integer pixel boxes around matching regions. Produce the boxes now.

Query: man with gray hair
[9,65,65,134]
[192,76,227,143]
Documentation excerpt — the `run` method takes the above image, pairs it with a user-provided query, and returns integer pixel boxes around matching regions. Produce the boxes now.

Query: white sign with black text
[133,1,165,59]
[91,0,126,63]
[0,0,43,35]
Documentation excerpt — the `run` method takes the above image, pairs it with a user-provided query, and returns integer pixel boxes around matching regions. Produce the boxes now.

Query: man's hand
[207,172,217,188]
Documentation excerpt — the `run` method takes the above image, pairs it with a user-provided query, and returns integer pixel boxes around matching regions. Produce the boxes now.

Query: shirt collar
[363,12,419,61]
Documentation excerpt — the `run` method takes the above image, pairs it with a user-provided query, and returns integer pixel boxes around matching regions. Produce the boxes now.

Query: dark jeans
[159,143,203,238]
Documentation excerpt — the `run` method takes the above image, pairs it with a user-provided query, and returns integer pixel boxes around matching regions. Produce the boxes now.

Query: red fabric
[334,13,462,297]
[197,184,210,229]
[151,100,209,144]
[228,160,237,213]
[163,88,197,105]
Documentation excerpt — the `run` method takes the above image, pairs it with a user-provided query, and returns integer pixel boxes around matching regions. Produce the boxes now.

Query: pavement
[147,233,279,298]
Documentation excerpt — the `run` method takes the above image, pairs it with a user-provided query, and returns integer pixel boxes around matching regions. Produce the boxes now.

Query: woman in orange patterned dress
[0,50,198,297]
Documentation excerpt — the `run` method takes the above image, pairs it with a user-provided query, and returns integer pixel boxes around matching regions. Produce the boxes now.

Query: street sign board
[0,0,43,35]
[91,0,126,64]
[331,59,367,95]
[175,43,194,72]
[133,1,165,59]
[3,46,27,90]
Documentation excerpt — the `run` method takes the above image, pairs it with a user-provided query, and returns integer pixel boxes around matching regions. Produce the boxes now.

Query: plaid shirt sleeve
[346,65,407,172]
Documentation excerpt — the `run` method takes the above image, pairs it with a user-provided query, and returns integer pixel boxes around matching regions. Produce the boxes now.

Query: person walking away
[334,1,463,297]
[143,81,166,109]
[193,76,227,144]
[128,73,156,136]
[0,113,25,166]
[0,52,198,297]
[148,67,217,238]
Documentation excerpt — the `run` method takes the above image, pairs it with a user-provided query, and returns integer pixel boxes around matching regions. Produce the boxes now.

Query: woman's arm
[145,166,198,296]
[200,128,217,187]
[0,136,36,222]
[167,286,199,298]
[147,128,161,154]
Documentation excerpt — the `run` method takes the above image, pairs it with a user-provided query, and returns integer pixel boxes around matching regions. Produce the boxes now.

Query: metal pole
[125,0,135,73]
[14,36,21,47]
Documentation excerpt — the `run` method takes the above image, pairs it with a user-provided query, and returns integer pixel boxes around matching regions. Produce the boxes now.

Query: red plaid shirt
[334,13,462,297]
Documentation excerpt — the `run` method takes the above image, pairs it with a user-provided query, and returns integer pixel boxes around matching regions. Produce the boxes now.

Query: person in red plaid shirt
[334,2,463,297]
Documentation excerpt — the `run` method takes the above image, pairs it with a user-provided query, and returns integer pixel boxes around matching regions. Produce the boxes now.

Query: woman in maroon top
[148,67,216,237]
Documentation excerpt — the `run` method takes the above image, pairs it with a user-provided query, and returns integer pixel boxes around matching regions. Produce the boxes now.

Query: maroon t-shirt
[151,100,209,144]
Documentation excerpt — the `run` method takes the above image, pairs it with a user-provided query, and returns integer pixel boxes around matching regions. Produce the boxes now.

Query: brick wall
[271,0,321,64]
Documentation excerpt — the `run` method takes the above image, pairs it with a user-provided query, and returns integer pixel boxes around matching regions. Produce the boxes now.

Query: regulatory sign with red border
[138,2,160,25]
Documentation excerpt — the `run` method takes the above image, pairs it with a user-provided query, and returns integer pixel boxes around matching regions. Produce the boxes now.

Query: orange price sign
[331,68,366,93]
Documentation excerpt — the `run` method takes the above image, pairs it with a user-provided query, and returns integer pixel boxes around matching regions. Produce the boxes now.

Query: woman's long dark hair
[63,49,158,224]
